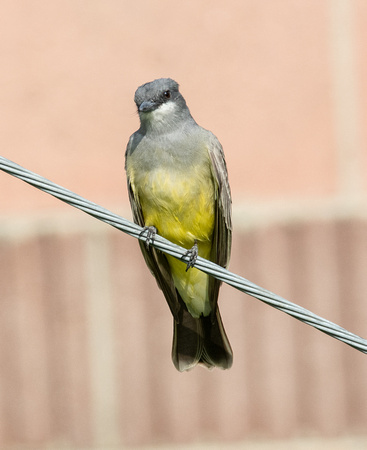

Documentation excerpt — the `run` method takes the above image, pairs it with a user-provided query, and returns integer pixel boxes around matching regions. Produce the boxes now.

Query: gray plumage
[125,78,233,371]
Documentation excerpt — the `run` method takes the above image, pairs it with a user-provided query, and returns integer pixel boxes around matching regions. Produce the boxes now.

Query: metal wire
[1,155,367,354]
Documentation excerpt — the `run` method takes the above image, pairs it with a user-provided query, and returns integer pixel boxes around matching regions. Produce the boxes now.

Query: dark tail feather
[201,309,233,369]
[172,307,203,372]
[172,307,233,372]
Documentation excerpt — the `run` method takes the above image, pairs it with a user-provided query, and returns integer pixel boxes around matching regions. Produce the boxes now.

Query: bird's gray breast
[129,128,209,172]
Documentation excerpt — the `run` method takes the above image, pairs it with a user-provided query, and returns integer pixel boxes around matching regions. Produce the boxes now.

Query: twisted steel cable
[1,155,366,354]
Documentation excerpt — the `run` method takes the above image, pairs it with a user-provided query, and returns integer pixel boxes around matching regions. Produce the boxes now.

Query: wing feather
[206,133,232,317]
[126,177,181,321]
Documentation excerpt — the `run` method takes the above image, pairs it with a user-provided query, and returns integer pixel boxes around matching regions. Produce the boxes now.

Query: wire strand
[1,155,366,354]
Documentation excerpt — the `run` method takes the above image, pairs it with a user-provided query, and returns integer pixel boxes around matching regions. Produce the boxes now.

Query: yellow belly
[138,166,215,317]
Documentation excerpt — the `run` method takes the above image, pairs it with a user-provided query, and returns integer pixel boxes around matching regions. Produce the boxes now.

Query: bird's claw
[141,226,157,249]
[183,241,198,271]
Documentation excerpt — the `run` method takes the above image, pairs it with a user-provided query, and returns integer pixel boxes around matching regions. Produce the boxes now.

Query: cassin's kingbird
[125,78,232,371]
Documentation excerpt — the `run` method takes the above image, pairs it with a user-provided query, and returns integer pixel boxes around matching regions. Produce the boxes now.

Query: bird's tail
[172,306,233,372]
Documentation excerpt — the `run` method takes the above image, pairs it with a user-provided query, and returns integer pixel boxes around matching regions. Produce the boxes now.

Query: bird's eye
[163,90,171,99]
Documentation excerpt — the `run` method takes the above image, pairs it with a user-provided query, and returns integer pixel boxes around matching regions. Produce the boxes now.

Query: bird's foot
[140,226,157,249]
[183,241,198,271]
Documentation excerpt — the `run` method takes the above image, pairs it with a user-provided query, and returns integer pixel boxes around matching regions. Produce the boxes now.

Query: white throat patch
[151,101,177,121]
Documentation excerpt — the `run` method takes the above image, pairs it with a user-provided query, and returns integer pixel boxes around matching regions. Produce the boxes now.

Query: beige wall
[0,1,367,448]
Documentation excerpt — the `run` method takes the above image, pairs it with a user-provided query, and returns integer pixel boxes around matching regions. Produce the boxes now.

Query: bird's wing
[126,175,181,322]
[206,132,232,317]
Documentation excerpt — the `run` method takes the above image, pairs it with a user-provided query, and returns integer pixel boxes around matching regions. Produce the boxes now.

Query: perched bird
[125,78,232,371]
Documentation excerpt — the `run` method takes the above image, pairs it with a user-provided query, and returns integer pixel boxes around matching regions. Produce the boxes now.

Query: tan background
[0,0,367,448]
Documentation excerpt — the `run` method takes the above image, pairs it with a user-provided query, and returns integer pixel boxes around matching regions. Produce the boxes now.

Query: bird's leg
[140,226,157,249]
[183,240,198,271]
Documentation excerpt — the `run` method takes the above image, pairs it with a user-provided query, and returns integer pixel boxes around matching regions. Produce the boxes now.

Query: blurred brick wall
[1,218,367,448]
[0,0,367,448]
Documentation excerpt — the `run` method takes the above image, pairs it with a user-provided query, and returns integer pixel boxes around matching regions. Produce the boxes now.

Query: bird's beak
[138,100,157,113]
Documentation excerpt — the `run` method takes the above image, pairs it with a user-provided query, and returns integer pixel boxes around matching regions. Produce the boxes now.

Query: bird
[125,78,232,371]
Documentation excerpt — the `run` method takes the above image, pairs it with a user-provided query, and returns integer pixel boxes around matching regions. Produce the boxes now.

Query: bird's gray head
[134,78,193,133]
